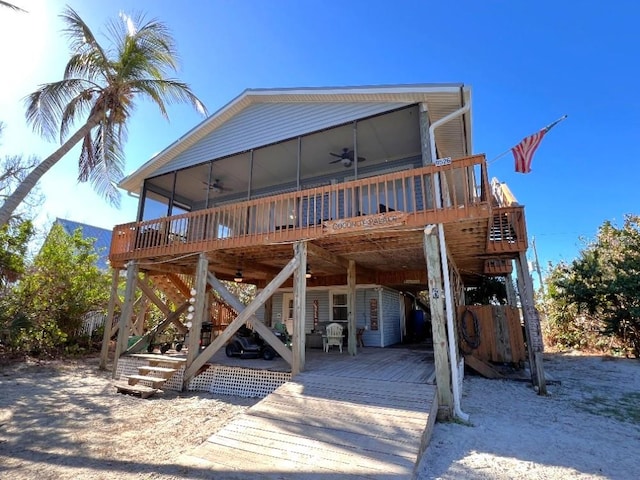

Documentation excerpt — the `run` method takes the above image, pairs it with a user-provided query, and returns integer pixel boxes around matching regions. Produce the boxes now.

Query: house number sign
[434,157,452,167]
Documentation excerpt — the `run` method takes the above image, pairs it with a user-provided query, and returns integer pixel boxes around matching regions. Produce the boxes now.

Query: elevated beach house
[104,84,546,414]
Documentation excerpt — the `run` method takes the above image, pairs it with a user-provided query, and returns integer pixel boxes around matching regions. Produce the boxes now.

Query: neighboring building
[105,84,546,408]
[55,218,112,271]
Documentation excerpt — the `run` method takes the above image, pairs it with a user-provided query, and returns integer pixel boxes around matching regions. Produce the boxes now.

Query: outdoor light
[188,305,195,313]
[305,264,312,279]
[185,321,193,329]
[186,313,194,321]
[190,288,197,296]
[234,270,244,283]
[188,296,196,304]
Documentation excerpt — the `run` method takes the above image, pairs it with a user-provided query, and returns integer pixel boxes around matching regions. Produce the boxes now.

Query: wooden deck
[179,346,437,479]
[207,345,434,383]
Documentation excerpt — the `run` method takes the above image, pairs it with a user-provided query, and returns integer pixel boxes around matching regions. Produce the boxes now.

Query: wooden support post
[424,225,453,420]
[347,259,357,355]
[264,296,273,327]
[515,251,547,395]
[292,241,307,375]
[182,260,298,386]
[112,261,138,378]
[506,272,518,307]
[134,297,149,336]
[186,254,209,375]
[100,268,120,370]
[419,102,433,166]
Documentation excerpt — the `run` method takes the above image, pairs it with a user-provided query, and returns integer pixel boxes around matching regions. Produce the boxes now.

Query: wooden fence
[456,305,526,364]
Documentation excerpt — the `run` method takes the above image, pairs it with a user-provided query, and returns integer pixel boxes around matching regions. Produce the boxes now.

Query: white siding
[381,287,402,347]
[155,102,409,175]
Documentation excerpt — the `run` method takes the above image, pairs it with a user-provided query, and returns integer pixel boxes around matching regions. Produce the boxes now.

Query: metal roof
[55,218,112,271]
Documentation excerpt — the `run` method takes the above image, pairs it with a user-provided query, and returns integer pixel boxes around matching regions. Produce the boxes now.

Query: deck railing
[486,206,528,253]
[110,154,490,263]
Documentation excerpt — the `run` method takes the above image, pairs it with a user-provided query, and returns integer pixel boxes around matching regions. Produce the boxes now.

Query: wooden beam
[307,241,376,281]
[166,272,192,299]
[113,261,138,378]
[464,355,503,379]
[264,296,273,327]
[127,302,190,353]
[100,268,120,370]
[419,102,434,166]
[186,254,209,375]
[515,251,547,395]
[182,258,298,386]
[347,259,357,355]
[137,277,171,316]
[292,241,307,375]
[207,272,294,363]
[424,225,452,420]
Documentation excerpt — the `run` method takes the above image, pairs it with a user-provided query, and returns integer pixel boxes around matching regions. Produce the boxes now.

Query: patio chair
[323,322,344,353]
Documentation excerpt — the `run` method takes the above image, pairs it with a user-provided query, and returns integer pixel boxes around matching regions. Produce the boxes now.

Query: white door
[282,293,294,335]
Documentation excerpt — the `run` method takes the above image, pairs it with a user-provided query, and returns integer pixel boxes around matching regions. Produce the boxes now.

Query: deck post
[292,241,307,375]
[186,253,209,376]
[112,261,138,378]
[264,296,273,327]
[419,102,434,166]
[424,225,453,420]
[515,251,547,394]
[347,259,357,355]
[100,268,121,370]
[505,272,518,307]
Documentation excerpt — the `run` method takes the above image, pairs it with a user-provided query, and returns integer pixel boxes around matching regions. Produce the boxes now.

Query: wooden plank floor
[179,347,436,479]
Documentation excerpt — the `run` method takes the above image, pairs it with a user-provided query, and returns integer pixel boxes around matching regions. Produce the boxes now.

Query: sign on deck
[323,211,408,234]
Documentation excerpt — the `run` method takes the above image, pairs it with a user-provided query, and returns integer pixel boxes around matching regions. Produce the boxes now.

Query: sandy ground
[0,353,638,479]
[416,353,640,480]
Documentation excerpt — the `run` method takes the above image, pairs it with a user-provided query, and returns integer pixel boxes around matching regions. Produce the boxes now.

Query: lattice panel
[187,365,291,398]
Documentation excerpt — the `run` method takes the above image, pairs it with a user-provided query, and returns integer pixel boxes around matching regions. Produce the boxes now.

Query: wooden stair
[114,355,185,399]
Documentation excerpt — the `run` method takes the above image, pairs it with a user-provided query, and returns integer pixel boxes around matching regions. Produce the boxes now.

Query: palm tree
[0,1,26,12]
[0,6,206,226]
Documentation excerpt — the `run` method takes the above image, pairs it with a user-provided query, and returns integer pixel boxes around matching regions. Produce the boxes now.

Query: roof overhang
[119,83,473,193]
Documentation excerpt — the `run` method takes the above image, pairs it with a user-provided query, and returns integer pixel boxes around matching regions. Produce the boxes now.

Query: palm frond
[81,120,125,207]
[24,79,94,142]
[59,88,98,140]
[64,52,110,83]
[133,78,207,117]
[60,6,109,66]
[0,1,27,12]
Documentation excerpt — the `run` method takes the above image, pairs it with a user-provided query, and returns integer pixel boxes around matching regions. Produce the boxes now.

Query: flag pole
[488,114,568,165]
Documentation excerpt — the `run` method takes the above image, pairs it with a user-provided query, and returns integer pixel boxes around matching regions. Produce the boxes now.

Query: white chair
[323,323,344,353]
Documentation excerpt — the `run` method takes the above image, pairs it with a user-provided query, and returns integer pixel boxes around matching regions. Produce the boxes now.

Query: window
[331,292,348,323]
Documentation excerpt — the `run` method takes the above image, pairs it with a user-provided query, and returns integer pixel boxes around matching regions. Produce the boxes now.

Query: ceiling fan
[202,179,230,193]
[329,147,366,168]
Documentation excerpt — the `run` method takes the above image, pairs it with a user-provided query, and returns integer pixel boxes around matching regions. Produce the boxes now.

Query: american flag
[512,115,567,173]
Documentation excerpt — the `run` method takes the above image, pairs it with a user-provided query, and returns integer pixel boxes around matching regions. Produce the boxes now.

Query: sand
[1,353,638,479]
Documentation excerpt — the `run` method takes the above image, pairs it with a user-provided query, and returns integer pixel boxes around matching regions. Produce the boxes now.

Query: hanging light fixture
[305,264,312,279]
[234,270,244,283]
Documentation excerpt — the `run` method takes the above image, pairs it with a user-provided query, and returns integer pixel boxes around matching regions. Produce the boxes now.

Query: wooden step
[138,366,178,379]
[127,374,167,389]
[147,358,186,369]
[114,382,160,399]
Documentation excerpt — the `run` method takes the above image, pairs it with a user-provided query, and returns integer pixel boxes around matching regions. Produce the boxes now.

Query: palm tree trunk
[0,115,102,226]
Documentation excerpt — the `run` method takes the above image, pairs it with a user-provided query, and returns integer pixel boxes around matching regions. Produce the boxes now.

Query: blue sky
[0,0,638,275]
